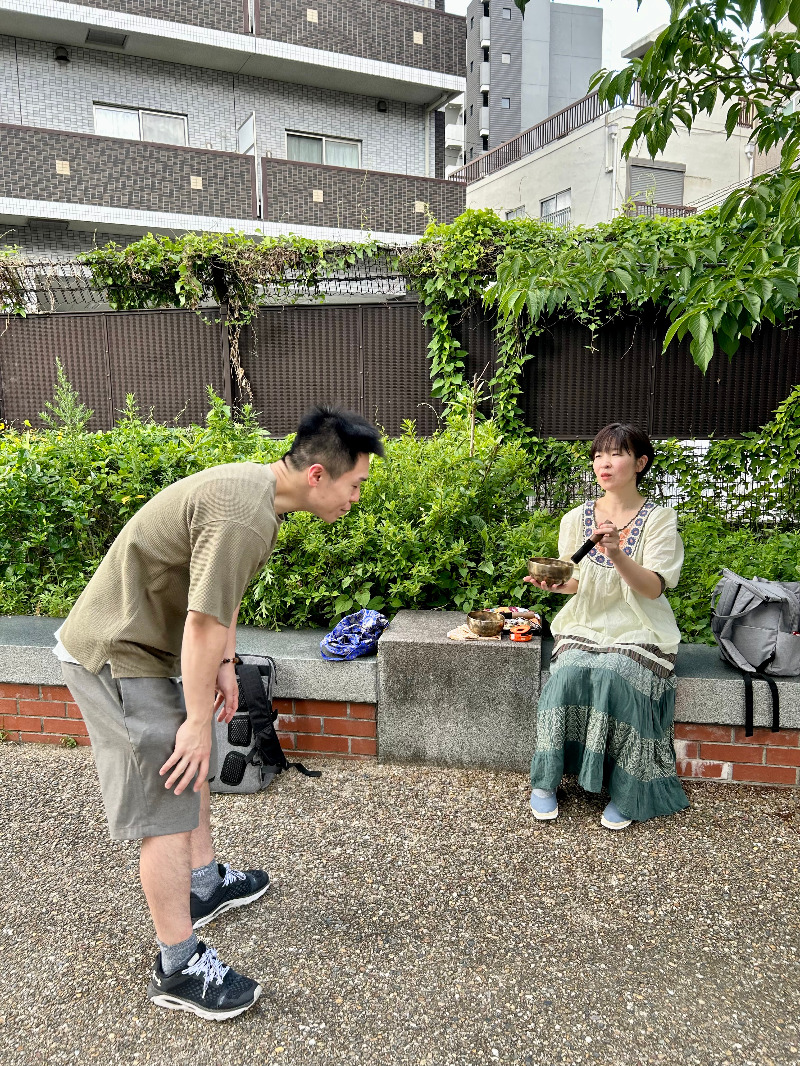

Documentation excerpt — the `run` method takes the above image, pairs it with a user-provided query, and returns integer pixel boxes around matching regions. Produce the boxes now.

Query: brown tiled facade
[262,158,465,233]
[59,0,463,75]
[0,125,257,218]
[259,0,464,75]
[67,0,248,34]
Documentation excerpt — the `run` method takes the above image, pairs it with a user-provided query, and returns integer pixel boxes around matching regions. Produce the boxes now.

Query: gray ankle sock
[191,860,223,901]
[158,932,199,976]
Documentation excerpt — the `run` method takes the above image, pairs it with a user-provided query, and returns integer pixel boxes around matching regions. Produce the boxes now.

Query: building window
[541,188,571,220]
[501,51,511,64]
[470,60,474,72]
[501,97,510,109]
[628,161,685,206]
[483,46,489,61]
[505,206,525,220]
[286,132,361,168]
[502,6,511,17]
[482,134,489,151]
[470,104,474,116]
[470,15,474,28]
[483,2,490,14]
[93,104,187,146]
[482,91,489,106]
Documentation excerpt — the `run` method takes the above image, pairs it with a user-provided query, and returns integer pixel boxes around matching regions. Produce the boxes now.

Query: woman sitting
[524,423,689,829]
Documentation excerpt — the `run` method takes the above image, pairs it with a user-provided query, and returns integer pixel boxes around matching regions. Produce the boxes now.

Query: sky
[443,0,673,70]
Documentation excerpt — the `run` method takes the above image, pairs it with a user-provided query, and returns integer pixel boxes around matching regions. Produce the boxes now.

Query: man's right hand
[159,719,212,795]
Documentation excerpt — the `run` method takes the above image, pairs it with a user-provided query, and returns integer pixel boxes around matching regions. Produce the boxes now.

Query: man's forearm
[223,605,240,661]
[181,611,230,725]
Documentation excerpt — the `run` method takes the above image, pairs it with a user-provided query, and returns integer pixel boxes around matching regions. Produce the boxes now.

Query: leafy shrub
[1,385,798,642]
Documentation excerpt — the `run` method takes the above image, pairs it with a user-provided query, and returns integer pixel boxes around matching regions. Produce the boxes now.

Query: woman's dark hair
[589,423,655,485]
[284,406,384,480]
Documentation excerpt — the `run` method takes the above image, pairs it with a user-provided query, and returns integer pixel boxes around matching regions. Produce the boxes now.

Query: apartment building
[0,0,467,256]
[455,28,755,227]
[463,0,601,161]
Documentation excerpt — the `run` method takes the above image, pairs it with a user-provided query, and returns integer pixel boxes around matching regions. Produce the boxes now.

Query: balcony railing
[67,0,249,36]
[262,158,466,235]
[452,84,649,185]
[0,125,257,219]
[256,0,465,77]
[632,202,697,218]
[13,0,464,78]
[540,207,571,228]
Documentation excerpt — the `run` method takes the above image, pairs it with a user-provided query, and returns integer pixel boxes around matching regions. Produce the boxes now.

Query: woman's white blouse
[549,501,684,655]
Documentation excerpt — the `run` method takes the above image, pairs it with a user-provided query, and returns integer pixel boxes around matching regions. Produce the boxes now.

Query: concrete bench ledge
[377,611,800,775]
[0,616,377,704]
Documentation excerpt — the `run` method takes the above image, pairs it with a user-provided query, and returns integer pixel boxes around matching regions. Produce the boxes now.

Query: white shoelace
[183,946,230,998]
[221,863,247,887]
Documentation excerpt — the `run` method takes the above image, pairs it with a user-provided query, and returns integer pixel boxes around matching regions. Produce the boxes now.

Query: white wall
[466,106,754,225]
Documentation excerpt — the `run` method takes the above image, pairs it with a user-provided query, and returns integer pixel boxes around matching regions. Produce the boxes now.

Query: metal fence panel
[522,319,651,438]
[242,307,362,436]
[0,314,112,430]
[362,303,441,435]
[652,321,800,438]
[105,310,231,426]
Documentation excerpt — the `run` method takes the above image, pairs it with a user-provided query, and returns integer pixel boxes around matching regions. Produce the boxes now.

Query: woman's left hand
[595,520,622,559]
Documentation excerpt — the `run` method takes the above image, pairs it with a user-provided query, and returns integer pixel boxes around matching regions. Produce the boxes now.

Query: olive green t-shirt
[60,463,282,678]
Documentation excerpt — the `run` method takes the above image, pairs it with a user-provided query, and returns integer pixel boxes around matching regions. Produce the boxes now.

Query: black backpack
[211,653,321,793]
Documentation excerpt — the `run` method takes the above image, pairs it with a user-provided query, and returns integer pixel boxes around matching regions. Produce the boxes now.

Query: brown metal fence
[1,298,798,441]
[0,309,231,430]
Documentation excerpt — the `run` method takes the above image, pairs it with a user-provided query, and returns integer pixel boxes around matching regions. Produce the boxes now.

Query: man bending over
[55,407,383,1021]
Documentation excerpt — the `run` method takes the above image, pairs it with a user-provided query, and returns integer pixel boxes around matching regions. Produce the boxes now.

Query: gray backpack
[710,568,800,736]
[211,653,320,794]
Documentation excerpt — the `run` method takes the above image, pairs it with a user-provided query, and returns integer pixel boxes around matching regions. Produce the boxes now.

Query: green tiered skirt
[530,636,689,822]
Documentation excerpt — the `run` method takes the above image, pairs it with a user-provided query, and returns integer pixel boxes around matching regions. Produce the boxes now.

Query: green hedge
[1,390,798,643]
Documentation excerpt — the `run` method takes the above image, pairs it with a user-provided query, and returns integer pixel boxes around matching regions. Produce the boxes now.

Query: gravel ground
[2,744,799,1066]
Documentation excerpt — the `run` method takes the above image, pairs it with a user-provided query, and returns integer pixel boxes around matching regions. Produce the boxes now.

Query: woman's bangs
[590,425,632,458]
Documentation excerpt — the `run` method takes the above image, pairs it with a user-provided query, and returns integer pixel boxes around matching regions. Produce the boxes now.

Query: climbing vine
[3,169,800,432]
[78,231,380,399]
[403,171,800,434]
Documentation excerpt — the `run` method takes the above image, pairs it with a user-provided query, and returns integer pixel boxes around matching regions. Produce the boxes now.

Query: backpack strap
[237,663,322,779]
[741,668,780,737]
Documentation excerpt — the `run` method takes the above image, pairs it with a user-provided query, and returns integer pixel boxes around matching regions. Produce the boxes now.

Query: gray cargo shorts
[61,663,217,841]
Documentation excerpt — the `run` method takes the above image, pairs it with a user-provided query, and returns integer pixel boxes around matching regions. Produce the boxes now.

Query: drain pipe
[608,123,619,215]
[425,92,456,177]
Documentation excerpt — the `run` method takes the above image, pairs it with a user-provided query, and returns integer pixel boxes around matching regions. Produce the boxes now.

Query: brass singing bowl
[527,556,574,585]
[466,610,505,637]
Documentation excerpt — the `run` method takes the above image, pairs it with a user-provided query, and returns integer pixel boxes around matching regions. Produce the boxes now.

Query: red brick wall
[0,683,377,760]
[675,724,800,786]
[2,684,798,784]
[275,698,376,760]
[0,683,90,745]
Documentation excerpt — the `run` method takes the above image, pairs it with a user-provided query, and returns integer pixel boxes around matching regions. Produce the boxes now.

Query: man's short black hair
[284,406,384,480]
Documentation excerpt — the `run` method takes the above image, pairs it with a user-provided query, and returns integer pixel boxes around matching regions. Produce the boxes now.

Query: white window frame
[285,131,362,168]
[93,103,188,146]
[541,188,571,217]
[505,206,525,220]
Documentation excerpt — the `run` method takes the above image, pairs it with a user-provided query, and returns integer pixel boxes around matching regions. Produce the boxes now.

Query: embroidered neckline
[582,499,656,568]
